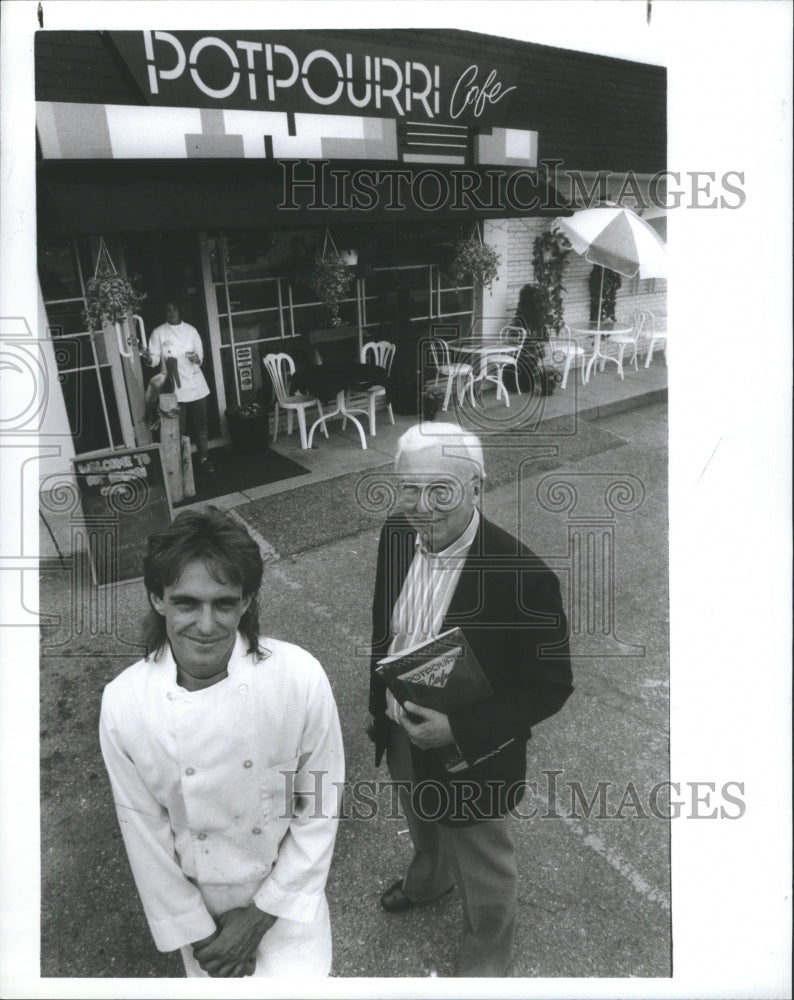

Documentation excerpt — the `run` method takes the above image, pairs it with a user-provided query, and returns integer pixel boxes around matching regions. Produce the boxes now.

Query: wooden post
[124,330,153,447]
[158,393,183,503]
[180,435,196,499]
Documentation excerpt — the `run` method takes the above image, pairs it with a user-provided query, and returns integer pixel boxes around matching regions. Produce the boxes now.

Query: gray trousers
[178,395,209,460]
[386,722,517,977]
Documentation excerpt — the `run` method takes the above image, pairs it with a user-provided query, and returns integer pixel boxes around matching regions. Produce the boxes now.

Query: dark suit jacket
[370,512,573,824]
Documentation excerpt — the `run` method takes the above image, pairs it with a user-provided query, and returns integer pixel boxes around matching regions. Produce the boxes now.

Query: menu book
[376,628,493,772]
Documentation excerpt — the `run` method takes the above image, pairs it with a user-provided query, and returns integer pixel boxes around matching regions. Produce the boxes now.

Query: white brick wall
[504,217,667,343]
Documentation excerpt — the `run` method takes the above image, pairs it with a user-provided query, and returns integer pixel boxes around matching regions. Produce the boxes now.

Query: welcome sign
[108,31,521,125]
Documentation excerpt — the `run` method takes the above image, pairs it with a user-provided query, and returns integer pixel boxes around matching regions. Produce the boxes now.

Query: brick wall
[505,218,667,339]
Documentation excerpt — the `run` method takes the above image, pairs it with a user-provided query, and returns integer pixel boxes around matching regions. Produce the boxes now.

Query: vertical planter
[226,408,270,453]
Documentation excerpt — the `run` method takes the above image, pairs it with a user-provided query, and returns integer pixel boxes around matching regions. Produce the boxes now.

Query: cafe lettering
[35,28,666,474]
[112,30,520,123]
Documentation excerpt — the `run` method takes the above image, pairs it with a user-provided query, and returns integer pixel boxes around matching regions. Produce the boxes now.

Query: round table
[291,362,389,450]
[448,339,517,379]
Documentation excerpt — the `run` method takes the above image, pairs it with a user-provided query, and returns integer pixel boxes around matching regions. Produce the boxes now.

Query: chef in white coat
[142,299,214,474]
[99,507,344,977]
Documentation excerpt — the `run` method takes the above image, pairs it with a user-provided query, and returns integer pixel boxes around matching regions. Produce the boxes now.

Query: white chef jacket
[99,635,344,956]
[148,321,210,403]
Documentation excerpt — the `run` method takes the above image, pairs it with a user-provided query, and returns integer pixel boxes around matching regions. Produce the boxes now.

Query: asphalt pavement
[39,399,669,979]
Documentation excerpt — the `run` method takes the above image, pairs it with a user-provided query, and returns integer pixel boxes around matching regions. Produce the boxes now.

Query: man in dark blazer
[369,423,573,977]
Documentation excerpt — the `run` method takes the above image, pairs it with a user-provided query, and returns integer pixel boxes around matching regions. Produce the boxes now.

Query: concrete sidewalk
[38,357,667,560]
[180,356,667,509]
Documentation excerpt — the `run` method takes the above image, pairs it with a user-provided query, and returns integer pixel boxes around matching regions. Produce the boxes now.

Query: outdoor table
[291,362,389,450]
[571,321,634,382]
[447,338,513,383]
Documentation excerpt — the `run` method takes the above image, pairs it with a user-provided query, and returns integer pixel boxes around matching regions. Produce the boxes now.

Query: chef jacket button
[238,683,248,694]
[166,692,174,700]
[243,759,253,768]
[197,832,207,841]
[252,827,262,835]
[185,767,195,776]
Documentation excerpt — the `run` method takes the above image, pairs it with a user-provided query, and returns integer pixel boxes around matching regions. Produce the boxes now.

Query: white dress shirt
[99,635,344,955]
[386,509,480,723]
[148,321,210,403]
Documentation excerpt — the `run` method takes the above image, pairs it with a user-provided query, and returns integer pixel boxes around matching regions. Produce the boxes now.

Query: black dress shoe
[380,878,453,912]
[199,458,216,475]
[380,879,415,912]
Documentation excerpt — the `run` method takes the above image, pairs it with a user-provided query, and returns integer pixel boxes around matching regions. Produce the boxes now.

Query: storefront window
[206,227,476,412]
[38,236,124,454]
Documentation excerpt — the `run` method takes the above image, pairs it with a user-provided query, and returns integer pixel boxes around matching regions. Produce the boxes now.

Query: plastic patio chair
[644,309,668,367]
[481,325,527,405]
[262,352,329,450]
[427,338,476,411]
[343,340,396,436]
[602,310,646,379]
[547,324,586,389]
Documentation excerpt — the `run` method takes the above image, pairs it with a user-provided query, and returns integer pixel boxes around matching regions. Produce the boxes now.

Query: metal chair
[547,324,587,389]
[262,352,328,450]
[343,340,396,436]
[482,325,526,406]
[644,310,668,367]
[603,310,646,379]
[427,338,476,410]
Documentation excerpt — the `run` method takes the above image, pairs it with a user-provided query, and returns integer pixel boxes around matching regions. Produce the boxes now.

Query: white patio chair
[428,338,476,411]
[644,309,668,367]
[262,352,329,450]
[602,310,646,379]
[482,326,527,406]
[547,324,586,389]
[343,340,396,436]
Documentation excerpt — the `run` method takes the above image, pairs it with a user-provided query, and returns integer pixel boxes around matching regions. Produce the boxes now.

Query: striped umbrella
[640,204,667,242]
[554,205,667,327]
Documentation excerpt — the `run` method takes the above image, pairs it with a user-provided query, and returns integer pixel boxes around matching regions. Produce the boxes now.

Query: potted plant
[420,383,449,421]
[309,229,355,326]
[511,228,573,395]
[512,284,559,396]
[225,396,271,453]
[449,228,501,294]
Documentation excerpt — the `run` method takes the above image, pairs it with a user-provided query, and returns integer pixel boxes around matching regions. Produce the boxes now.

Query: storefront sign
[108,31,519,125]
[72,444,173,585]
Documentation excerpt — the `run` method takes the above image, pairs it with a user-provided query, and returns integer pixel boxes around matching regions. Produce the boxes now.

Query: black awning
[37,158,570,235]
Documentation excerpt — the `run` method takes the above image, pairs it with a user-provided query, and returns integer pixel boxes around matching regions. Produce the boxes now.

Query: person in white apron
[99,508,344,977]
[143,300,214,474]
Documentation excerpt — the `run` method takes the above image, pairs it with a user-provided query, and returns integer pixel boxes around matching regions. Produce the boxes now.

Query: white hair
[394,422,485,479]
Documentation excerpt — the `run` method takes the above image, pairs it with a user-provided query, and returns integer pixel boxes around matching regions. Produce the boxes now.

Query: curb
[575,386,667,423]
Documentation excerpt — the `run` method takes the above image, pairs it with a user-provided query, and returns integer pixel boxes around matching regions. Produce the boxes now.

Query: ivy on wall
[531,227,572,334]
[589,266,622,323]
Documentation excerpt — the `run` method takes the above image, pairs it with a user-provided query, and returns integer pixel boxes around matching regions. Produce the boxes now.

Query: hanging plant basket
[82,237,146,332]
[449,228,501,293]
[309,229,355,326]
[339,248,359,266]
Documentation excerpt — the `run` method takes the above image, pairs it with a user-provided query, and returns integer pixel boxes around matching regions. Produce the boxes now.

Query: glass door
[120,232,221,442]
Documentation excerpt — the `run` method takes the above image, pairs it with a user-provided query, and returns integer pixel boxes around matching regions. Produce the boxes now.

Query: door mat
[173,447,310,506]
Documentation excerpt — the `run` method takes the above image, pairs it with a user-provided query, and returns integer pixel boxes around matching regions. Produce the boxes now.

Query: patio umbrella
[640,204,667,242]
[553,205,667,327]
